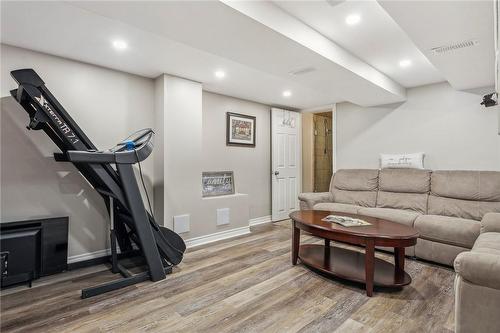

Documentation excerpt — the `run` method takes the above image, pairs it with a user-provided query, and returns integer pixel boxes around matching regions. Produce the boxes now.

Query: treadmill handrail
[67,151,116,163]
[66,133,153,164]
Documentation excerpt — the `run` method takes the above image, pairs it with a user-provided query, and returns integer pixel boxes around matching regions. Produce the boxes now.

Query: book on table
[321,215,371,227]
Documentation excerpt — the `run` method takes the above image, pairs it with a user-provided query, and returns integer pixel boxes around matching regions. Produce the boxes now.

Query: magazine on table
[321,215,371,227]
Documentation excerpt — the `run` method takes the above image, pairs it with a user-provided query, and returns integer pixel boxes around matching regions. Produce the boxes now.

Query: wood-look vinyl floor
[0,220,455,333]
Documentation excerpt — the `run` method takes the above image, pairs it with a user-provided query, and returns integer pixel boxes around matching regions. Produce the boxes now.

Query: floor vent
[430,39,479,55]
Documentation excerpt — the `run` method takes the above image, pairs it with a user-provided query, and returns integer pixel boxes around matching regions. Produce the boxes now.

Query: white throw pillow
[380,152,425,169]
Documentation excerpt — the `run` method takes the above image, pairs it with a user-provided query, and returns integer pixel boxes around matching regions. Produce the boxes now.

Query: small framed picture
[202,171,235,197]
[226,112,256,147]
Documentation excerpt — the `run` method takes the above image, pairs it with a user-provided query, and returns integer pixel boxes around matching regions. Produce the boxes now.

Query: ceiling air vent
[289,67,316,76]
[326,0,343,7]
[430,39,479,55]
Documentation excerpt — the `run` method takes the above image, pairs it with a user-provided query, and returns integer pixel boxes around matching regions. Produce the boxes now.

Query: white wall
[0,45,274,260]
[0,44,155,259]
[202,92,271,219]
[336,82,500,171]
[154,80,251,239]
[158,74,203,231]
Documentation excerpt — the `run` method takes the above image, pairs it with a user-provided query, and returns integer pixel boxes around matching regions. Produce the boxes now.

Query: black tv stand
[0,217,68,289]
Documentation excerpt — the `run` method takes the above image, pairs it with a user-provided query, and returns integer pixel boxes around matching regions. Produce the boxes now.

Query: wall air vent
[430,39,479,55]
[288,67,316,76]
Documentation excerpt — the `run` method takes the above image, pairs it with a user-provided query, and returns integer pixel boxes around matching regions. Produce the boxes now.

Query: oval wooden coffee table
[290,210,419,296]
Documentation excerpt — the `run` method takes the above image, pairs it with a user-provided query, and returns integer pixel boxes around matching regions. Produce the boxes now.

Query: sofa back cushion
[331,169,379,207]
[429,171,500,220]
[376,169,431,214]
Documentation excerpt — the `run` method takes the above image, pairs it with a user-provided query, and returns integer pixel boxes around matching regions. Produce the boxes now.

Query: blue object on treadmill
[125,140,136,150]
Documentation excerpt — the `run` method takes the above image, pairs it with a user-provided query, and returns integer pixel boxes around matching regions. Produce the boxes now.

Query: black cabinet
[0,217,68,288]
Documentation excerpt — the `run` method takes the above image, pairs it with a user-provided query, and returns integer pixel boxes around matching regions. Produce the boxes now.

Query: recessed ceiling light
[112,40,128,51]
[214,70,226,79]
[282,90,292,97]
[345,14,361,26]
[399,59,412,68]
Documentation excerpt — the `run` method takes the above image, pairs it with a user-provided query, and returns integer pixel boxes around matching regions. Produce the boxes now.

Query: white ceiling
[273,0,444,88]
[0,1,406,109]
[0,1,495,109]
[380,0,494,90]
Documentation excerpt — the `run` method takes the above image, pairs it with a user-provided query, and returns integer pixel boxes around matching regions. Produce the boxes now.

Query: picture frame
[226,112,256,147]
[202,171,235,197]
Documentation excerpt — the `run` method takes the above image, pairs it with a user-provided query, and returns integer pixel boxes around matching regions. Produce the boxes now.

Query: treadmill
[9,69,186,298]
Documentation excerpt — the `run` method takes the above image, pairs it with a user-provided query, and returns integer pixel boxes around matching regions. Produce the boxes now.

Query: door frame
[332,103,337,173]
[300,104,337,184]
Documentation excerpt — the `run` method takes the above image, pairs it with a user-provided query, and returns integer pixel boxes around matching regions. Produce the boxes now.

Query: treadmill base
[81,262,172,299]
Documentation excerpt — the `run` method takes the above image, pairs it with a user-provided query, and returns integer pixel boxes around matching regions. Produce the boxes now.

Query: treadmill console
[67,129,155,164]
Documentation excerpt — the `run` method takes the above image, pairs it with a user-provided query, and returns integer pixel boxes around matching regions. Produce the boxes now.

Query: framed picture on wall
[226,112,256,147]
[202,171,235,197]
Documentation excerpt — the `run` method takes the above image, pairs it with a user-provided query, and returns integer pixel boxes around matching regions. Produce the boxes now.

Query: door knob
[274,171,280,176]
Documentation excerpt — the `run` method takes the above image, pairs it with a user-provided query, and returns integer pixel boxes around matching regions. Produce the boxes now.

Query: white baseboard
[67,248,111,264]
[67,218,271,263]
[185,225,251,249]
[249,215,272,226]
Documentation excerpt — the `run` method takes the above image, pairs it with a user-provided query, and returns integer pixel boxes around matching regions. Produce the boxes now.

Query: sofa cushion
[472,232,500,256]
[357,207,420,227]
[454,250,500,290]
[416,238,467,266]
[375,169,430,214]
[428,196,500,221]
[481,213,500,233]
[313,202,361,215]
[332,189,377,208]
[331,169,379,192]
[379,169,431,193]
[376,191,428,214]
[414,215,480,249]
[298,192,333,210]
[429,170,500,220]
[330,169,379,208]
[431,170,500,201]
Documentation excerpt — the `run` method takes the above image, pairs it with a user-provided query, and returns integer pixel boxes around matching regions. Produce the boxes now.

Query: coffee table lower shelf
[299,244,411,288]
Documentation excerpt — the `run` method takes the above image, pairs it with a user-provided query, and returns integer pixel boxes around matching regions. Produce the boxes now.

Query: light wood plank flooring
[0,220,455,332]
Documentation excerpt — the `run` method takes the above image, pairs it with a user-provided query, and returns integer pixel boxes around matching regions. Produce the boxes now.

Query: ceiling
[273,0,444,88]
[0,1,495,109]
[380,0,494,90]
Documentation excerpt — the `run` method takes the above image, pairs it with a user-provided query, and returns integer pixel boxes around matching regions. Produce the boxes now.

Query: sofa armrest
[298,192,333,210]
[454,251,500,290]
[481,213,500,233]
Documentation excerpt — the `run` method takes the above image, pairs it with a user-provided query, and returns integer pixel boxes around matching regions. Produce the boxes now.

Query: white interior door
[271,108,301,221]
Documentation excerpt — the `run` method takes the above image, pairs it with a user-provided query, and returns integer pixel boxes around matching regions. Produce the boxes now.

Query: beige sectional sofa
[298,169,500,266]
[453,213,500,333]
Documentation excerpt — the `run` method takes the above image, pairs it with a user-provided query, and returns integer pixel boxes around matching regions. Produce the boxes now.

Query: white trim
[202,193,247,200]
[185,225,251,249]
[67,244,136,264]
[332,103,337,172]
[249,215,272,226]
[300,104,335,113]
[67,248,111,264]
[68,224,257,263]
